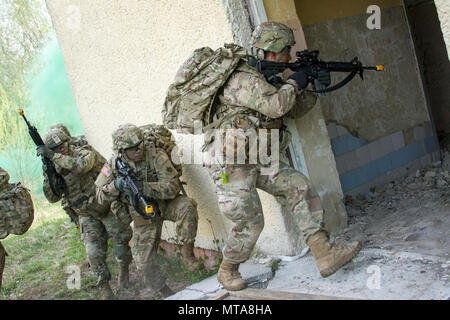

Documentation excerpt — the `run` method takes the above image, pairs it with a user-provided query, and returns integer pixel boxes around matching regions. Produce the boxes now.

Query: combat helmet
[0,167,10,188]
[44,128,69,149]
[112,124,144,152]
[250,21,295,53]
[50,123,72,138]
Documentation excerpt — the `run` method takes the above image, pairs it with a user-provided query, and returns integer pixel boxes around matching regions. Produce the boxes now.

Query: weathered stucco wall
[45,0,317,255]
[296,1,430,142]
[45,0,236,251]
[406,1,450,135]
[435,0,450,57]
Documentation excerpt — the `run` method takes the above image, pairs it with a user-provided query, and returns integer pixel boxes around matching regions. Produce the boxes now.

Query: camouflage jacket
[43,138,106,217]
[204,60,318,162]
[95,141,181,220]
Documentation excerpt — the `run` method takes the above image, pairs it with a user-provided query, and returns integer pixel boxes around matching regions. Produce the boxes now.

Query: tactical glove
[114,177,134,198]
[288,71,309,90]
[317,69,331,87]
[36,145,54,159]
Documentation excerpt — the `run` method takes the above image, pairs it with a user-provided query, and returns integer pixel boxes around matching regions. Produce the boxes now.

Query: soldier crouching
[95,124,200,299]
[38,127,132,299]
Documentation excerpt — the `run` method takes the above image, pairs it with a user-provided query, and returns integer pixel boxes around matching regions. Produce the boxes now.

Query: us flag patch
[101,166,112,177]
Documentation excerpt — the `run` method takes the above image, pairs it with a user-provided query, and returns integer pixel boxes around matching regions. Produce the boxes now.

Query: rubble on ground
[337,151,450,259]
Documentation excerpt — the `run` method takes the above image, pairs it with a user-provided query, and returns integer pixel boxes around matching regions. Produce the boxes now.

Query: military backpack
[162,43,248,134]
[0,183,34,239]
[139,124,182,176]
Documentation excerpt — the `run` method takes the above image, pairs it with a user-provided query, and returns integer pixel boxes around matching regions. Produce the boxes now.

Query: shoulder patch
[101,166,112,177]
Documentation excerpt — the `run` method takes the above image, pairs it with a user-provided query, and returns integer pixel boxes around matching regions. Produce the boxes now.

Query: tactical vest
[58,142,108,218]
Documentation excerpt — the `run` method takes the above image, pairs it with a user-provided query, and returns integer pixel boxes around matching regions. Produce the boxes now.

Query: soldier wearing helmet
[202,21,361,291]
[95,123,200,299]
[0,167,34,292]
[38,126,132,299]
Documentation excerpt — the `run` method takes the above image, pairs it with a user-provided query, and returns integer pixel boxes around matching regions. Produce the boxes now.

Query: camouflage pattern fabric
[139,124,182,175]
[0,167,34,239]
[112,124,143,152]
[208,161,324,264]
[250,21,296,53]
[79,214,132,285]
[130,195,197,291]
[96,131,198,289]
[162,43,247,134]
[203,27,324,264]
[0,241,6,292]
[41,136,132,286]
[43,128,69,148]
[42,139,107,218]
[203,60,317,163]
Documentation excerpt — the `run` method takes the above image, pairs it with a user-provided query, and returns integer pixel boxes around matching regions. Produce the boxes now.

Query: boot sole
[218,275,248,291]
[320,242,363,278]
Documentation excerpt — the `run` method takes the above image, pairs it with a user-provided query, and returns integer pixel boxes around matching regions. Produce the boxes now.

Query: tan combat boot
[0,242,7,292]
[118,264,129,288]
[307,231,362,278]
[217,259,247,291]
[181,243,201,271]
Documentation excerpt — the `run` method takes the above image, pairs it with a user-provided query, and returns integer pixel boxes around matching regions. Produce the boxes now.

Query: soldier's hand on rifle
[114,177,134,198]
[288,71,309,89]
[317,69,331,87]
[36,145,54,159]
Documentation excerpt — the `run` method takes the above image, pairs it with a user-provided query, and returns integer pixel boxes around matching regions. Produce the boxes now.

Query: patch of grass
[1,197,215,300]
[156,253,217,285]
[270,259,280,273]
[0,198,106,300]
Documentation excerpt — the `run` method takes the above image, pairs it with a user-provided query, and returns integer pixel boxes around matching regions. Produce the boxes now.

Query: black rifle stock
[115,156,160,220]
[18,109,67,198]
[255,49,384,93]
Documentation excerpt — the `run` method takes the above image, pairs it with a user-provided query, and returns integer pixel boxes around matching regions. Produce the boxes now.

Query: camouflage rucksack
[162,43,247,134]
[0,183,34,239]
[139,124,182,175]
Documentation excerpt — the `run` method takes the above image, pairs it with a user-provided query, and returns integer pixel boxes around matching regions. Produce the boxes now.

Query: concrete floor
[166,246,449,300]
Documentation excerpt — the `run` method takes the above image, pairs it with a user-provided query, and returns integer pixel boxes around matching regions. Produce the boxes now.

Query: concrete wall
[298,2,430,142]
[45,0,320,256]
[405,1,450,136]
[45,0,235,251]
[435,0,450,57]
[330,121,440,195]
[295,0,439,195]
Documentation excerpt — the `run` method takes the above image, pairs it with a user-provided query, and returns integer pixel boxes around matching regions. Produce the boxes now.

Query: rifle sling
[70,195,89,208]
[308,67,359,94]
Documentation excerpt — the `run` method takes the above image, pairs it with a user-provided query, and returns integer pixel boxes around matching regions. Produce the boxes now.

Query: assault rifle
[254,49,384,94]
[115,156,160,220]
[18,110,78,229]
[18,109,67,198]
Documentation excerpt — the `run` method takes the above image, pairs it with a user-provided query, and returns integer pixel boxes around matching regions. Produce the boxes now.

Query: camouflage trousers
[130,195,198,291]
[208,162,324,264]
[0,241,6,291]
[79,212,132,285]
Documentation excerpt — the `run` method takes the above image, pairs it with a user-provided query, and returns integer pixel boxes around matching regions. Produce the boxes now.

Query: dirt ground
[334,149,450,261]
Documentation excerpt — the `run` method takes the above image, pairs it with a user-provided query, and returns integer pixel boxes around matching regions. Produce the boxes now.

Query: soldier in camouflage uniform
[38,127,132,299]
[0,167,34,292]
[203,21,362,291]
[95,124,199,298]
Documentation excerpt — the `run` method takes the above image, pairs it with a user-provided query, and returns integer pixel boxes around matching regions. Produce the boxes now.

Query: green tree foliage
[0,0,51,186]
